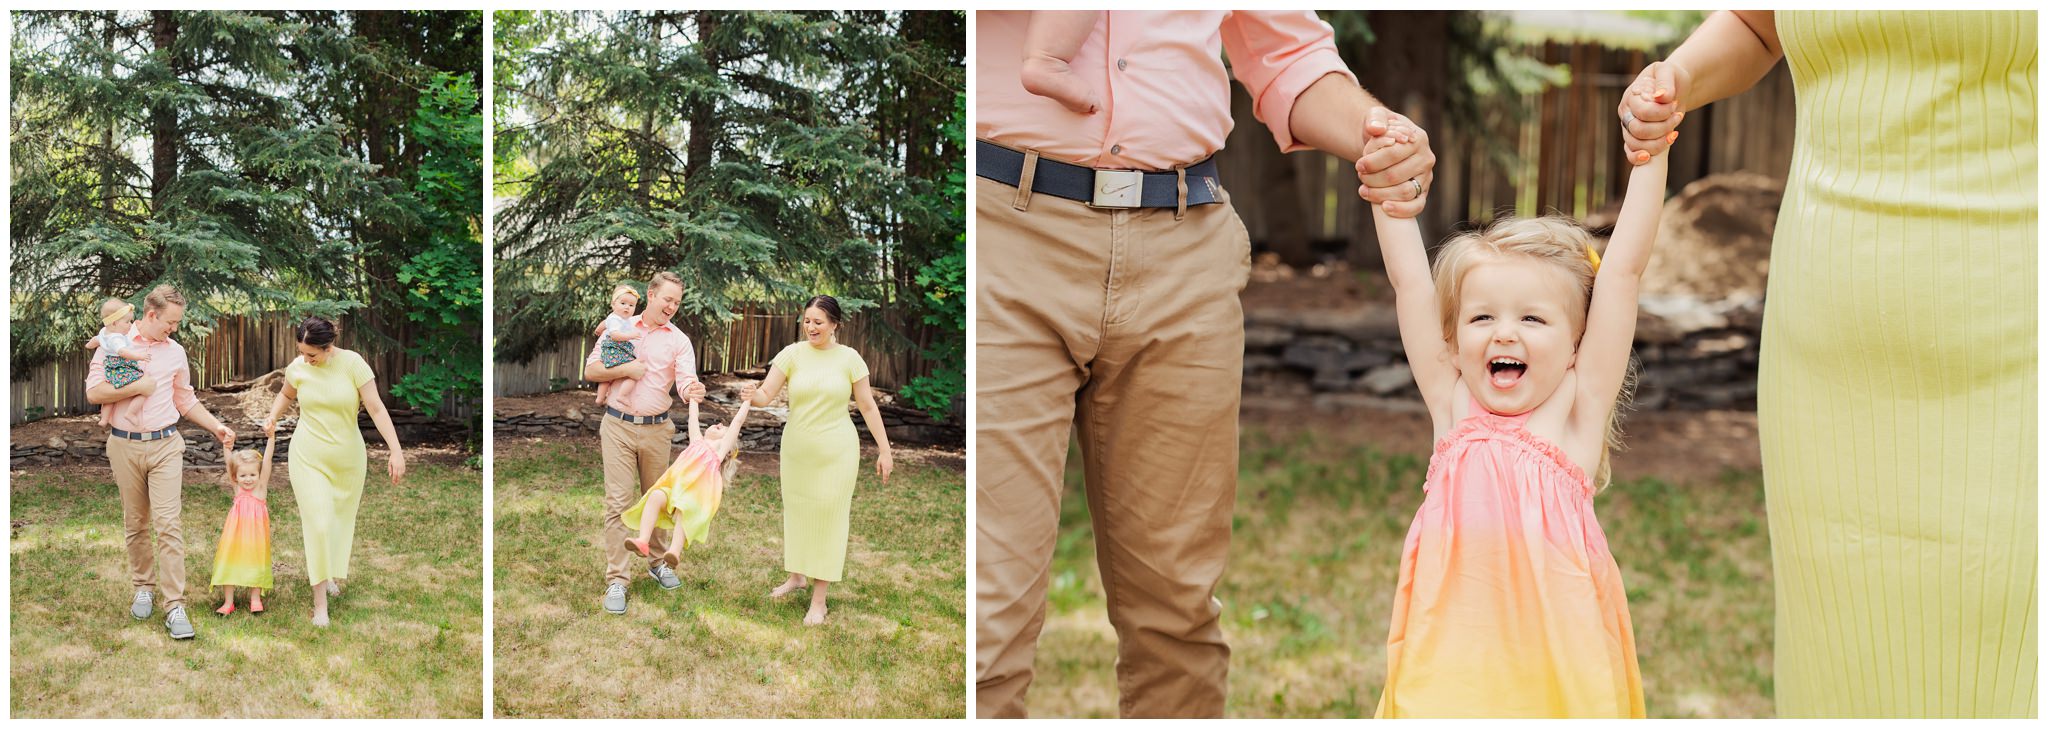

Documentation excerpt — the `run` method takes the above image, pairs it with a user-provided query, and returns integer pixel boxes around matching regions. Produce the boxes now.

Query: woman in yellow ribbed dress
[263,316,409,627]
[744,295,895,625]
[1620,11,2036,717]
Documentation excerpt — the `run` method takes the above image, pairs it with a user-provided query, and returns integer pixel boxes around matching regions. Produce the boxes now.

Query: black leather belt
[976,139,1223,209]
[606,407,669,425]
[111,426,179,442]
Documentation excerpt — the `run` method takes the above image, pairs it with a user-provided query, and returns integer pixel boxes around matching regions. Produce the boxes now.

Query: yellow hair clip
[1585,242,1602,274]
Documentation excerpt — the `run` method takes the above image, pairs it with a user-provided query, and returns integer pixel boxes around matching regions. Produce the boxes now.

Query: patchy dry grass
[1028,424,1775,718]
[491,438,965,718]
[10,460,484,718]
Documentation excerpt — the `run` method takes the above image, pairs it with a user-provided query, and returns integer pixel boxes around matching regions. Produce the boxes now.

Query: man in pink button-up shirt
[975,11,1438,718]
[582,271,706,613]
[85,285,236,640]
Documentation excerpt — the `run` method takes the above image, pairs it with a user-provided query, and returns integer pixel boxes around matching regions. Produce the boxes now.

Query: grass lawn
[491,438,966,718]
[1027,423,1776,718]
[10,455,484,718]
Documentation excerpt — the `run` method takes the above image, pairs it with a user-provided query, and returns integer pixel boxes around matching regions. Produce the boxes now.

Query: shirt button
[1117,58,1128,71]
[1110,144,1122,155]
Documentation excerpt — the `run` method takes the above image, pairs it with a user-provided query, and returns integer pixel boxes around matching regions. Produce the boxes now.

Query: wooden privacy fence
[11,312,479,424]
[495,302,937,398]
[1221,38,1796,266]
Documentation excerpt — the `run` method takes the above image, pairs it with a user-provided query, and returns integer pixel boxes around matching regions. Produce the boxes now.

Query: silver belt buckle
[1089,169,1144,209]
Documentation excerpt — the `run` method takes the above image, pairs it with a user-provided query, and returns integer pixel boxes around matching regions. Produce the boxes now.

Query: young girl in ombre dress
[213,436,277,615]
[1363,104,1673,717]
[623,384,755,568]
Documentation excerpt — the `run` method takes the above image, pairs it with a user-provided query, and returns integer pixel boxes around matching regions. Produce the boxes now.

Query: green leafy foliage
[392,72,484,419]
[895,91,966,419]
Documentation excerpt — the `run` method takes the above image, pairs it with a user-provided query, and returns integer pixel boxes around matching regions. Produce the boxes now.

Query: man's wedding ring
[1622,110,1635,128]
[1410,178,1424,197]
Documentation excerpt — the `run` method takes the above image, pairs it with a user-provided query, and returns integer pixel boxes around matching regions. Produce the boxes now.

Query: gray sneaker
[603,581,627,615]
[649,563,682,591]
[131,589,154,620]
[164,606,195,640]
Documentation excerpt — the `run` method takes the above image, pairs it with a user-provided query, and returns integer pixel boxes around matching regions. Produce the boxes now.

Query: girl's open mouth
[1488,357,1527,389]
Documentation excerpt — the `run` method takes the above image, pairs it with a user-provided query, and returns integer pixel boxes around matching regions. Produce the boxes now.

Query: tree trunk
[100,11,120,293]
[682,11,719,190]
[354,10,400,351]
[149,11,179,213]
[636,13,661,212]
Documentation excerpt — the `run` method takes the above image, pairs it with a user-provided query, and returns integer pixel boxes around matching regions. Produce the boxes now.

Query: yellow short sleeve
[771,343,798,376]
[347,350,375,390]
[846,347,870,384]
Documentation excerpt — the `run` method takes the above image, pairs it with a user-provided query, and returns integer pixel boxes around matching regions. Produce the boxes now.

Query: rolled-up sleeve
[671,333,698,401]
[171,354,199,416]
[583,337,605,370]
[1221,11,1357,153]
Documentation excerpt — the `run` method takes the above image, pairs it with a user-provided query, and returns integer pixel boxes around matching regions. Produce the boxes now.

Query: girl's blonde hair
[227,448,268,487]
[1430,215,1635,490]
[720,451,741,485]
[610,284,641,304]
[99,297,131,319]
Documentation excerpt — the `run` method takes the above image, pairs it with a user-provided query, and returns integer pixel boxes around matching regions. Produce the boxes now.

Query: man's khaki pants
[974,171,1250,718]
[601,416,674,584]
[109,433,187,609]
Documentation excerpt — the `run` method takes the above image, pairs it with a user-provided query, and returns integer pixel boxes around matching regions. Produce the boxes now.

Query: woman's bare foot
[1020,55,1101,114]
[625,537,651,557]
[803,603,829,626]
[312,580,331,627]
[769,574,808,599]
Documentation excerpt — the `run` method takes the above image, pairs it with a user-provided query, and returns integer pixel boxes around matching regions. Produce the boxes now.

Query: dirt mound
[1636,172,1782,300]
[1241,255,1392,313]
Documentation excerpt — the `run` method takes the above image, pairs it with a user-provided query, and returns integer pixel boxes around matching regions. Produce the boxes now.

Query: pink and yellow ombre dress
[210,487,273,591]
[622,441,727,547]
[1375,396,1644,718]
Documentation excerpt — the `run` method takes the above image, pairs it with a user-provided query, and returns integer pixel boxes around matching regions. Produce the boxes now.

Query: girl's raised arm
[1365,134,1458,423]
[686,397,704,444]
[1575,147,1670,427]
[258,435,277,500]
[720,388,755,459]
